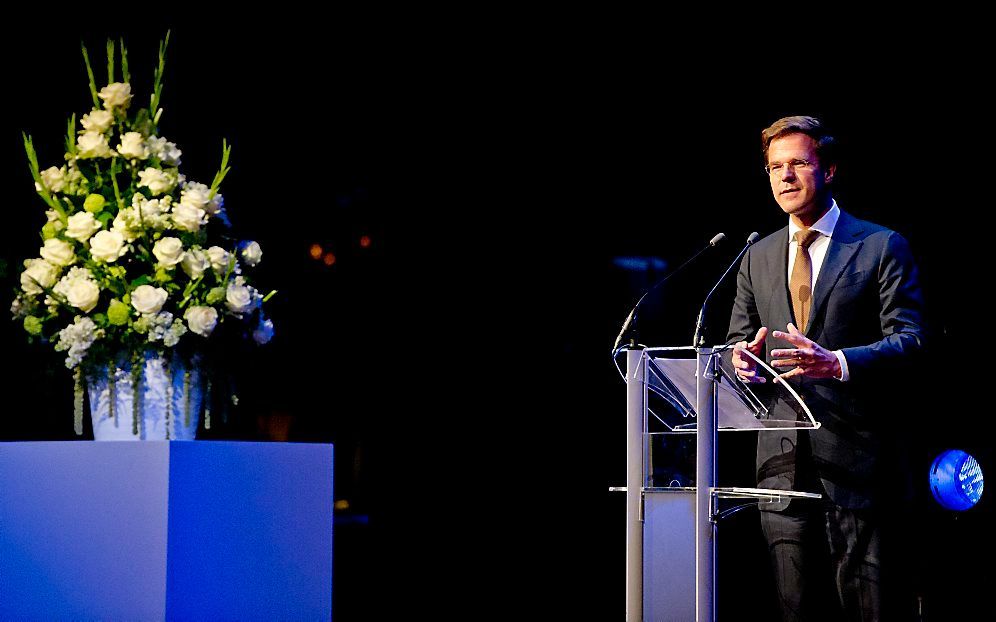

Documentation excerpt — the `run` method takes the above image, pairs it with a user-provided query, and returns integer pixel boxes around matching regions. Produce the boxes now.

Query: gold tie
[790,229,820,333]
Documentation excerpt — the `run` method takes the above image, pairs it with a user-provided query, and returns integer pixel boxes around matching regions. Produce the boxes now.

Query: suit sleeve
[839,232,925,378]
[726,249,762,345]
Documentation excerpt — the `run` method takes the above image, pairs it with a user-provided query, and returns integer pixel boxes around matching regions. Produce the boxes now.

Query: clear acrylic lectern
[613,345,822,622]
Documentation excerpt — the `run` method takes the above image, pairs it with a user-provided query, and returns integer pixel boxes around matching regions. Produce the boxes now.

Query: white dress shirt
[786,200,850,382]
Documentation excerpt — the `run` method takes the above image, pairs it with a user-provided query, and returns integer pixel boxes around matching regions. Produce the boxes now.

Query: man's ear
[825,163,837,184]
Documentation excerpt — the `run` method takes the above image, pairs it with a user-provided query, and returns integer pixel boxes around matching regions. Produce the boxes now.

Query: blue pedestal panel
[0,441,333,621]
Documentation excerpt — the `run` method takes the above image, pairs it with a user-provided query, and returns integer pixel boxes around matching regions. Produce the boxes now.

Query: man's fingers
[773,368,803,383]
[736,369,766,383]
[749,326,769,347]
[771,329,806,346]
[770,358,801,368]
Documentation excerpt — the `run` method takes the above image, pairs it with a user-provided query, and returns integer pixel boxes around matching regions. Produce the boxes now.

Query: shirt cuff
[833,350,849,382]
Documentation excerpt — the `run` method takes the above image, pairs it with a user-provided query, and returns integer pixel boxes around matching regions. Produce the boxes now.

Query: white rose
[40,238,76,266]
[240,241,262,267]
[184,306,219,337]
[80,109,114,133]
[117,132,149,160]
[206,246,232,274]
[65,211,102,241]
[20,259,59,295]
[131,285,168,315]
[65,279,100,313]
[180,182,212,211]
[98,82,132,109]
[137,167,177,195]
[253,318,274,344]
[171,203,206,232]
[77,132,112,159]
[181,248,212,279]
[89,230,127,262]
[40,166,67,193]
[226,282,254,313]
[153,237,184,267]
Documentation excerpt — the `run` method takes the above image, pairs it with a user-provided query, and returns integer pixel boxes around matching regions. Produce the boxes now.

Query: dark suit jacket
[727,209,925,510]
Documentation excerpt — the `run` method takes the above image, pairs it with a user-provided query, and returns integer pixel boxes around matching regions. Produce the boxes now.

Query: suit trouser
[758,435,917,622]
[760,499,882,622]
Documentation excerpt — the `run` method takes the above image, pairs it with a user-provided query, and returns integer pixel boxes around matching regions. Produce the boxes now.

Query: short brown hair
[761,115,837,166]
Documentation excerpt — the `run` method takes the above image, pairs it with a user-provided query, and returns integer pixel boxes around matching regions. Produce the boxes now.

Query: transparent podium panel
[616,346,820,434]
[633,487,821,621]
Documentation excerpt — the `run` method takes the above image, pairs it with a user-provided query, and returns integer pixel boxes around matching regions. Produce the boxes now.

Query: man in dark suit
[728,116,925,621]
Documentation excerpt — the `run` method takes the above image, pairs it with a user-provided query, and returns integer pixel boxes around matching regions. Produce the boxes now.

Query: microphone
[612,232,725,353]
[692,232,759,347]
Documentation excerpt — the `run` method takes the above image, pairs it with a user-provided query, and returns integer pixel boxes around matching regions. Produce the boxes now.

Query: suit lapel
[765,227,793,329]
[806,210,864,336]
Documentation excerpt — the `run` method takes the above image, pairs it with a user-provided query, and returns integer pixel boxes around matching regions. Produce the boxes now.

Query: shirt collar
[788,199,839,242]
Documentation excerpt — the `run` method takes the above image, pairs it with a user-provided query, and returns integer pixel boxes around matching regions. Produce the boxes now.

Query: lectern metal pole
[695,348,718,622]
[625,347,646,621]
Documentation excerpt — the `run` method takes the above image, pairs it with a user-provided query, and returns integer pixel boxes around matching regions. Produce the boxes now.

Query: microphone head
[709,232,726,246]
[747,231,760,245]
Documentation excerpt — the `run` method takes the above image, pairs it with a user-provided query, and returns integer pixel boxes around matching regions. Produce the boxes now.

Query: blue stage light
[930,450,984,511]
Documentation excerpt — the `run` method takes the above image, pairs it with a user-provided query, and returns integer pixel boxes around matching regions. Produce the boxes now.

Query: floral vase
[85,352,203,440]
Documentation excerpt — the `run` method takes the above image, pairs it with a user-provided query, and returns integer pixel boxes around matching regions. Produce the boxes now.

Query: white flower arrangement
[10,34,276,433]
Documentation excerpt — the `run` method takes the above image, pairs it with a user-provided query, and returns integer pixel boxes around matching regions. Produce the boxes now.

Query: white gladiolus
[147,135,182,165]
[98,82,132,109]
[206,192,223,216]
[80,109,114,133]
[117,132,149,160]
[112,209,140,242]
[40,166,67,193]
[138,195,173,230]
[77,131,112,158]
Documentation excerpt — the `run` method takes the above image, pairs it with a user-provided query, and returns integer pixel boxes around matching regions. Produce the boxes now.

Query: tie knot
[795,229,820,249]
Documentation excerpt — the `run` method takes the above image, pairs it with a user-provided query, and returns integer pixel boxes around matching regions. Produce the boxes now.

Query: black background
[0,18,992,619]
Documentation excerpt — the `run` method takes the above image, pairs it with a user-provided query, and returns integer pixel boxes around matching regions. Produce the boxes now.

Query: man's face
[766,133,835,223]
